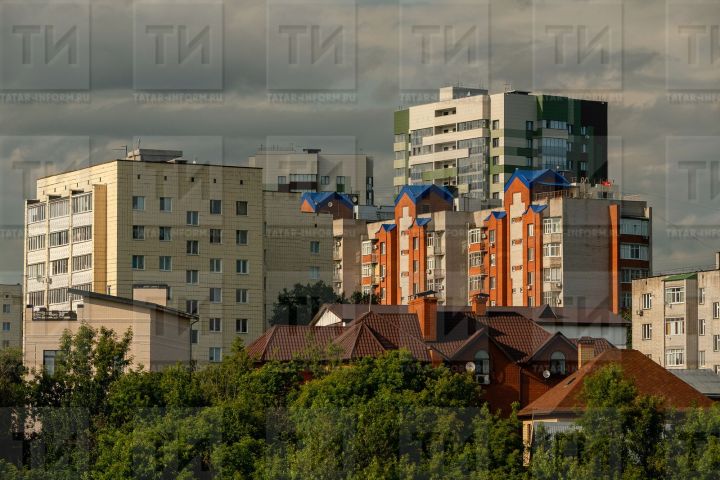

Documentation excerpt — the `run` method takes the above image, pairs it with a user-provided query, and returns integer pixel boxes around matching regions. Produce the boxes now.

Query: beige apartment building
[0,284,22,349]
[633,257,720,374]
[24,287,192,373]
[249,146,374,205]
[23,149,332,364]
[394,87,608,201]
[263,191,333,320]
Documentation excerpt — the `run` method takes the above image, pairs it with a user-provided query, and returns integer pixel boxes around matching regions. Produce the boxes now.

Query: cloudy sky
[0,0,718,283]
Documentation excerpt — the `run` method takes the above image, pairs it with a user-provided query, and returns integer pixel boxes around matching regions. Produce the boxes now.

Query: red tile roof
[518,349,714,417]
[477,315,553,363]
[245,325,345,362]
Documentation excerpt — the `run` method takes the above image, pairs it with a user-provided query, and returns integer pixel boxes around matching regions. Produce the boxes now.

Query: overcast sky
[0,0,719,283]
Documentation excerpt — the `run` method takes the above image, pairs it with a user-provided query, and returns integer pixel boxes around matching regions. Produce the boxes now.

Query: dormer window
[474,349,490,375]
[550,351,566,375]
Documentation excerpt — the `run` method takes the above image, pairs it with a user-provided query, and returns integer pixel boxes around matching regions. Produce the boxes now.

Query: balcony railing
[333,271,342,282]
[426,269,445,279]
[333,249,342,260]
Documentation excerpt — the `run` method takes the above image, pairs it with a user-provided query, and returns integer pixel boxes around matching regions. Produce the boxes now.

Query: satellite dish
[542,370,551,379]
[465,362,476,373]
[327,201,333,207]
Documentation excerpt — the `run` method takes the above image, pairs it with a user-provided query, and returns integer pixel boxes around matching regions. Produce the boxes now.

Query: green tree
[270,281,341,326]
[0,348,25,408]
[348,291,380,305]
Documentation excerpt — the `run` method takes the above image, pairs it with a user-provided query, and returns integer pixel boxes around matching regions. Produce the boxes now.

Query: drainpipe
[189,316,200,370]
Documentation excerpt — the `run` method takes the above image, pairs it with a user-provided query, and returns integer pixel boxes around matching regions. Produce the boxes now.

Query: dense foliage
[269,281,342,326]
[2,324,720,479]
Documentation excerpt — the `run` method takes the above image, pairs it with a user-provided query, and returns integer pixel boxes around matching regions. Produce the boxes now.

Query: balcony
[372,275,382,285]
[426,269,445,279]
[333,249,342,260]
[333,271,342,282]
[428,243,445,255]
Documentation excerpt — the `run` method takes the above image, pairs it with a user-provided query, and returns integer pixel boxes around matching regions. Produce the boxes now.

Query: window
[543,217,561,234]
[492,156,499,165]
[469,229,482,244]
[210,229,222,244]
[28,263,45,279]
[210,258,222,273]
[362,242,372,255]
[543,267,561,282]
[2,321,9,331]
[474,350,490,375]
[277,175,287,185]
[43,350,58,375]
[362,264,373,277]
[132,225,145,240]
[620,244,649,261]
[236,230,248,245]
[699,288,706,304]
[489,277,496,290]
[490,254,496,266]
[186,300,198,315]
[550,351,566,375]
[492,174,499,184]
[714,335,720,352]
[236,201,248,216]
[131,255,145,270]
[380,242,386,254]
[191,329,198,344]
[209,347,222,362]
[187,240,199,255]
[132,196,145,211]
[492,138,499,148]
[160,197,172,212]
[582,144,587,153]
[210,199,222,214]
[469,252,483,267]
[320,175,330,185]
[666,349,684,366]
[527,271,534,285]
[236,318,248,333]
[309,266,320,280]
[28,291,44,306]
[543,291,560,305]
[642,293,652,310]
[310,241,320,254]
[72,254,91,271]
[27,204,46,223]
[159,256,172,271]
[186,211,199,225]
[48,288,68,304]
[714,302,720,319]
[49,230,69,247]
[28,234,46,251]
[700,318,707,336]
[665,287,685,305]
[186,270,199,284]
[527,139,533,149]
[236,259,249,274]
[159,227,172,241]
[72,226,92,242]
[528,247,535,261]
[642,323,652,340]
[620,218,649,237]
[621,268,648,283]
[665,317,685,336]
[236,289,248,303]
[51,258,69,275]
[492,119,499,129]
[526,120,534,131]
[209,317,222,332]
[489,230,495,243]
[700,351,706,367]
[210,288,222,303]
[526,157,533,167]
[543,243,561,257]
[528,224,534,237]
[49,199,69,218]
[72,194,92,213]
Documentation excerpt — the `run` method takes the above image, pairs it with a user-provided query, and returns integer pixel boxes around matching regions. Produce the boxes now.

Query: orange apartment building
[467,169,651,313]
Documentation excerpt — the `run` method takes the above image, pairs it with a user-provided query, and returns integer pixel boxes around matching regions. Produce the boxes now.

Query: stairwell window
[699,318,706,336]
[131,255,145,270]
[236,230,248,245]
[186,211,199,226]
[209,288,222,303]
[132,196,145,211]
[665,287,685,305]
[210,200,222,214]
[665,317,685,336]
[543,243,561,257]
[699,288,706,304]
[714,335,720,352]
[236,201,248,216]
[714,302,720,319]
[666,349,684,366]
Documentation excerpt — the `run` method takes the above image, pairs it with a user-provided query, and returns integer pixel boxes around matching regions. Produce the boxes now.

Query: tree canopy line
[269,281,380,326]
[1,325,720,479]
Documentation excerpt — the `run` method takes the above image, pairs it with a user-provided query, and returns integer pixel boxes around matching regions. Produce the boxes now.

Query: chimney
[471,293,489,316]
[577,337,595,369]
[409,296,438,341]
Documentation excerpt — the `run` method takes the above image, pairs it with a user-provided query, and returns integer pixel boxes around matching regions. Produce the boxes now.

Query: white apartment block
[394,87,608,201]
[633,257,720,374]
[249,146,374,205]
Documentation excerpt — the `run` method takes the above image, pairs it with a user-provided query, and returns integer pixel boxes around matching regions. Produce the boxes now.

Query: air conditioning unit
[527,285,532,290]
[438,285,445,291]
[475,374,490,385]
[555,282,562,288]
[427,269,432,274]
[490,242,495,247]
[373,245,378,250]
[636,310,643,316]
[481,233,487,239]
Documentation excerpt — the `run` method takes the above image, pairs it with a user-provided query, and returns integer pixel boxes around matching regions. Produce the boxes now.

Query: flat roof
[68,288,197,320]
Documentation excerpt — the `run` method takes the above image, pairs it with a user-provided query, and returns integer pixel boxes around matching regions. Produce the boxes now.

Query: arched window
[474,349,490,375]
[550,351,566,375]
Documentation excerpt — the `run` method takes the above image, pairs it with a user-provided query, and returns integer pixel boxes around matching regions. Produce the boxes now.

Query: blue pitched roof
[395,184,453,206]
[300,191,354,211]
[416,217,432,226]
[527,204,548,214]
[380,224,396,232]
[484,211,507,222]
[504,169,570,192]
